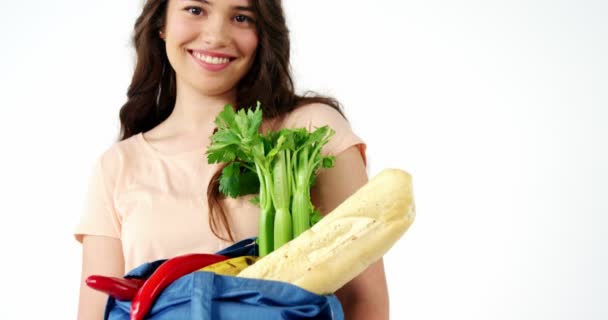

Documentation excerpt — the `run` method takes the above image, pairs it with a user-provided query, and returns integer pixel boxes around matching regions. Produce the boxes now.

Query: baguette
[237,168,415,295]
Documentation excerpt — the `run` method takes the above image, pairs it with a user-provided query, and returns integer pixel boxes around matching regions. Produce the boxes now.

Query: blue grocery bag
[104,238,344,320]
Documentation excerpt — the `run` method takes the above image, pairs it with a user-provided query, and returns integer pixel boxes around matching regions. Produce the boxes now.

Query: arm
[78,235,125,320]
[311,146,390,320]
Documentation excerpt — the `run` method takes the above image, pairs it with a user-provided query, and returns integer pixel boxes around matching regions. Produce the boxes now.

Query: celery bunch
[206,103,335,256]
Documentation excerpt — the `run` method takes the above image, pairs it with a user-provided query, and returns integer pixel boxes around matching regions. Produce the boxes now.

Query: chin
[193,73,246,97]
[194,82,237,98]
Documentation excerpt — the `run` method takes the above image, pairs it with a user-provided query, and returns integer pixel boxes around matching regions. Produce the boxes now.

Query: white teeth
[193,52,230,64]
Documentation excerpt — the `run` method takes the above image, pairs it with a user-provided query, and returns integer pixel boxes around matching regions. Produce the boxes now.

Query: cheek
[236,31,259,57]
[166,19,199,47]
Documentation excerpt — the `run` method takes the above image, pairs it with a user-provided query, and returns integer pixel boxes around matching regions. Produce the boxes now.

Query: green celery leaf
[219,162,260,198]
[249,195,260,206]
[321,155,336,169]
[308,126,334,146]
[207,144,238,164]
[246,103,263,138]
[210,130,241,145]
[278,129,297,151]
[215,105,238,130]
[234,108,251,137]
[310,208,323,226]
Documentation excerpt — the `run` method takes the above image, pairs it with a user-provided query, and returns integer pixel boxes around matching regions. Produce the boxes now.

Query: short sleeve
[284,103,367,165]
[74,154,122,242]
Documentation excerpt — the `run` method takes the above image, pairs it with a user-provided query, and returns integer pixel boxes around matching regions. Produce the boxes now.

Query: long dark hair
[119,0,343,241]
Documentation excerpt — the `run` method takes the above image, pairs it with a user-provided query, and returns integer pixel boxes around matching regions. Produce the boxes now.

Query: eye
[185,6,204,16]
[234,14,254,24]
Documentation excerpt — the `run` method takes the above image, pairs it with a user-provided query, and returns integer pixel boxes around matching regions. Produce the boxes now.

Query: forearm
[341,295,389,320]
[77,285,109,320]
[336,259,390,320]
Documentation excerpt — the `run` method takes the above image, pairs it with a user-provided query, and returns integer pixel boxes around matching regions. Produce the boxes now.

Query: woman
[75,0,389,319]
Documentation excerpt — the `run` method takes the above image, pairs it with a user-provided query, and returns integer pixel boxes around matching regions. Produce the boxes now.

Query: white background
[0,0,606,319]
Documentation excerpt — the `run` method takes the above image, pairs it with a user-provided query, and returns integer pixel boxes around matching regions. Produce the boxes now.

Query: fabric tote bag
[104,238,344,320]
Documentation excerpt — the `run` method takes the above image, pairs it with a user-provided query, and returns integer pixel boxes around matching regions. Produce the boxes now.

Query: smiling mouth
[189,50,236,65]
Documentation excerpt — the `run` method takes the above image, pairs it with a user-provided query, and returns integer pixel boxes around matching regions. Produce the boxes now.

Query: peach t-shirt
[74,104,366,272]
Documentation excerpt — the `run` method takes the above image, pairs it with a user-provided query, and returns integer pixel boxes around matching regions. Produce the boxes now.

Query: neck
[166,83,236,134]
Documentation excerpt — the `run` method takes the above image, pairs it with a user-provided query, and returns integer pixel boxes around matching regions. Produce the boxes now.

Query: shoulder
[93,133,143,175]
[282,103,348,131]
[280,103,366,160]
[290,102,344,117]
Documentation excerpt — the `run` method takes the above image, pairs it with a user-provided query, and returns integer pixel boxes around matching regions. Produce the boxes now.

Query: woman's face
[163,0,258,97]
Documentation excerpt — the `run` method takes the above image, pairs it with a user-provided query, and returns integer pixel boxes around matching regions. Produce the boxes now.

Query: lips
[188,49,236,72]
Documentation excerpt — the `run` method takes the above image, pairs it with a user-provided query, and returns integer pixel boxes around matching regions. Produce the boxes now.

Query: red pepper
[130,253,228,320]
[86,275,145,301]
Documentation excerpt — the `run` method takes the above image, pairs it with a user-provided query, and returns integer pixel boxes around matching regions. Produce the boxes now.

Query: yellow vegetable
[237,168,415,295]
[200,256,259,276]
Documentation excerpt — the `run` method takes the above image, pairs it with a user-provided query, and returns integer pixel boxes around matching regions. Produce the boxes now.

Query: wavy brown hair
[119,0,343,241]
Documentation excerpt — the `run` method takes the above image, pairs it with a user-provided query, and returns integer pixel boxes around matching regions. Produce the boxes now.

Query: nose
[201,16,229,47]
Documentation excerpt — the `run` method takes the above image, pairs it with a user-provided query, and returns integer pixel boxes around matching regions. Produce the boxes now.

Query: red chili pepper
[86,275,145,301]
[130,253,228,320]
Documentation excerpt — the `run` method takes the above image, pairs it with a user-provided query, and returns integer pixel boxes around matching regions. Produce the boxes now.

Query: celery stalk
[272,150,292,249]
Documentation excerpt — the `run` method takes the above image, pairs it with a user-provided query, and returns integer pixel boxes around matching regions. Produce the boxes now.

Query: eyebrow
[185,0,254,12]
